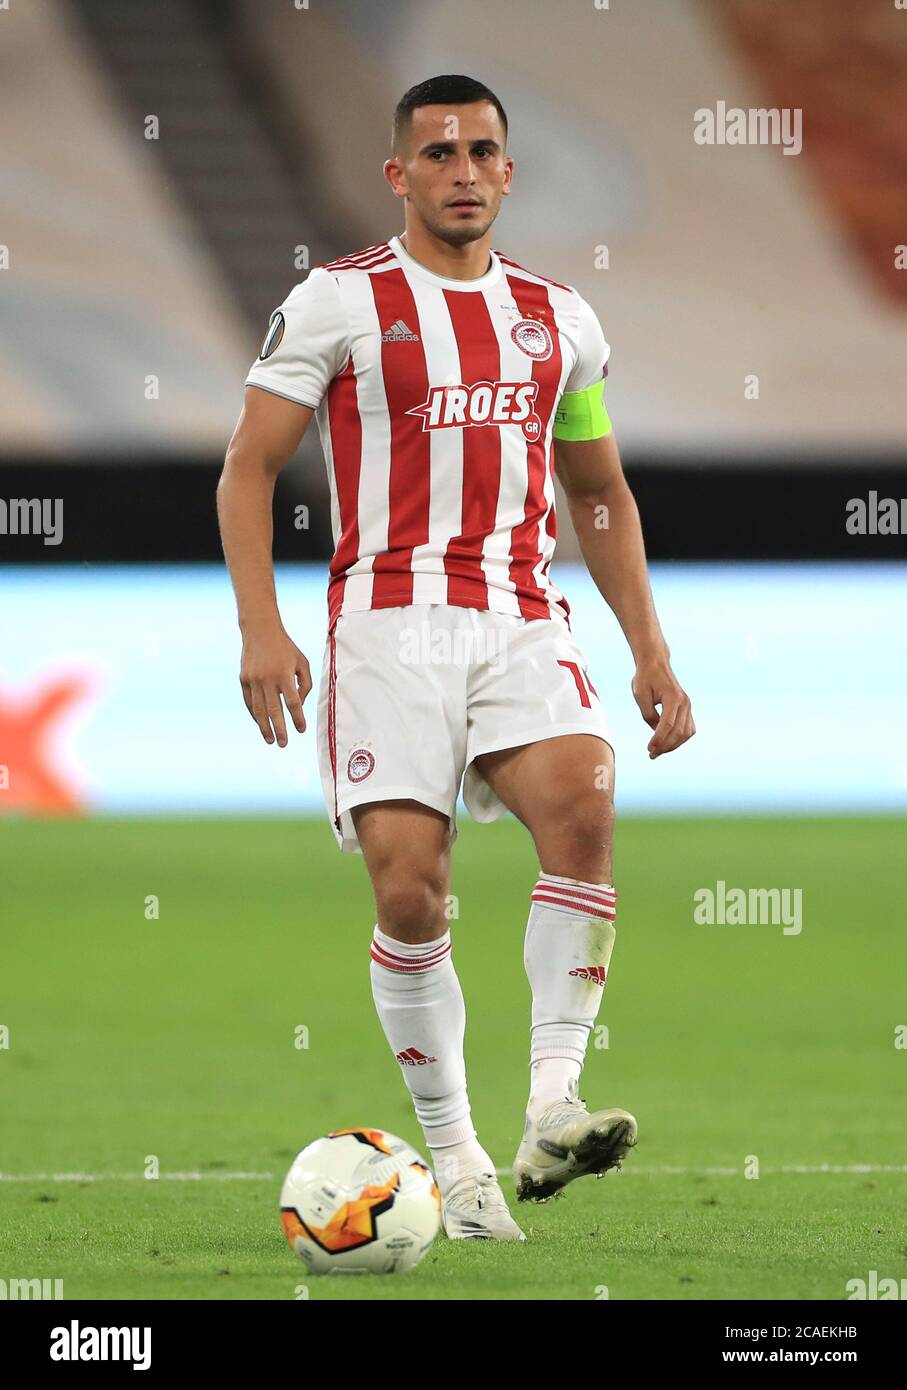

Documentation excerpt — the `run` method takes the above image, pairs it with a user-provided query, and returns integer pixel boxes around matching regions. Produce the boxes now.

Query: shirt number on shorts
[557,659,598,708]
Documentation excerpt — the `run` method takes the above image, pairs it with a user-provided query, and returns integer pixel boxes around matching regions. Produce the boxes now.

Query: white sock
[524,873,618,1109]
[369,925,494,1194]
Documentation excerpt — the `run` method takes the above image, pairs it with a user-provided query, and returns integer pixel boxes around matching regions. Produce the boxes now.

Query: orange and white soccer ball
[280,1128,441,1275]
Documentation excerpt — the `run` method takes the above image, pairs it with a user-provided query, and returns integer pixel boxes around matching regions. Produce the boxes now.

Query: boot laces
[537,1095,588,1129]
[445,1171,503,1214]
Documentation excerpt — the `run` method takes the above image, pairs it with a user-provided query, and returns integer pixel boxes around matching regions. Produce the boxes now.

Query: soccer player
[218,74,694,1241]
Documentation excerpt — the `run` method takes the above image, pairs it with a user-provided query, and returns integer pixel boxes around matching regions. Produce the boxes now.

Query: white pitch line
[1,1164,906,1183]
[615,1163,907,1176]
[0,1171,275,1183]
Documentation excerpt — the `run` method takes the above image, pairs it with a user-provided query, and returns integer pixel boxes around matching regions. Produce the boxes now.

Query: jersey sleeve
[244,268,350,409]
[562,294,611,394]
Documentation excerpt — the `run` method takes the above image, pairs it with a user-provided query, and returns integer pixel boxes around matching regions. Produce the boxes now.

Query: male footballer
[218,74,695,1241]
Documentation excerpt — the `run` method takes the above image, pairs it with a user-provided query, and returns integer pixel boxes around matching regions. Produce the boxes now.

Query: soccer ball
[280,1128,441,1275]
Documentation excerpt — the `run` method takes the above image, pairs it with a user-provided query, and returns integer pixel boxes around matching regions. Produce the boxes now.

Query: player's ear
[502,156,515,195]
[383,158,407,199]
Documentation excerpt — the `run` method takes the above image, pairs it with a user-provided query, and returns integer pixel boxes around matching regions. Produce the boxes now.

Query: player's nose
[451,155,478,185]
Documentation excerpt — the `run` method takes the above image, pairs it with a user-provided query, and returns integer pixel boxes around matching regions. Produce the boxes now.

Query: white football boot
[441,1171,527,1241]
[513,1080,637,1203]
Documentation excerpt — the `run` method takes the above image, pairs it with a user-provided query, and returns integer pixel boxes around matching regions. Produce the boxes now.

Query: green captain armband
[552,379,612,442]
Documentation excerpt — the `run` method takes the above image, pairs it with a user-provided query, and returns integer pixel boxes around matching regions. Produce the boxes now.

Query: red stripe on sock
[370,940,451,972]
[530,891,616,920]
[535,876,616,905]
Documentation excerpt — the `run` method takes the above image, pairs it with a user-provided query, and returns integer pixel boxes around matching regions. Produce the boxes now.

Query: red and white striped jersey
[245,235,610,630]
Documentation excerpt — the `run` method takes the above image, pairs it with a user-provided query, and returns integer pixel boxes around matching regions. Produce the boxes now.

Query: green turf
[2,816,905,1300]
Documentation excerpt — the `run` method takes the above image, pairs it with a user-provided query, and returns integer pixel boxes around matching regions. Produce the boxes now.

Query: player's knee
[374,873,449,942]
[555,783,613,840]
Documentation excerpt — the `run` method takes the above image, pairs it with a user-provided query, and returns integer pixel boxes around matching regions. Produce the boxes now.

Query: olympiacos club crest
[347,748,376,783]
[511,318,553,361]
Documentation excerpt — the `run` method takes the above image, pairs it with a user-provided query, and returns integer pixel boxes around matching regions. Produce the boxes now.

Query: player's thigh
[352,799,454,943]
[473,734,615,872]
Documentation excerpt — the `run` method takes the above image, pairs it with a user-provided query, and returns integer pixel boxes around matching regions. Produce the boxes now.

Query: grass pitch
[2,815,904,1300]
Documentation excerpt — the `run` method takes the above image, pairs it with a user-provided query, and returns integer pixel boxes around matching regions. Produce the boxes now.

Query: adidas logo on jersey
[568,966,607,986]
[395,1047,437,1066]
[407,380,542,441]
[381,319,420,343]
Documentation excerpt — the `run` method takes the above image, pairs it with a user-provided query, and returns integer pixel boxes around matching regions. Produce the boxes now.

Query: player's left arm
[554,427,695,759]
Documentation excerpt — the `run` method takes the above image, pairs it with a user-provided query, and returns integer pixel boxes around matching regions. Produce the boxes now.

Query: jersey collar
[390,234,502,292]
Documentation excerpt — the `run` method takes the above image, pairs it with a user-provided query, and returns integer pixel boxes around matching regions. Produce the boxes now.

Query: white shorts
[316,604,612,853]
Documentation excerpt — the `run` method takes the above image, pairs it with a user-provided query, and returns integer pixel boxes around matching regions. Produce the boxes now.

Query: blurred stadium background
[1,0,905,817]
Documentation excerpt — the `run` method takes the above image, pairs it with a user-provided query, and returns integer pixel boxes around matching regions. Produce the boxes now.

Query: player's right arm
[217,386,314,748]
[219,269,350,747]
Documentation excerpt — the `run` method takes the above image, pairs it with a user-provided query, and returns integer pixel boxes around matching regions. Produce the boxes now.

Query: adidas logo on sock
[569,965,607,985]
[395,1046,437,1066]
[381,319,420,343]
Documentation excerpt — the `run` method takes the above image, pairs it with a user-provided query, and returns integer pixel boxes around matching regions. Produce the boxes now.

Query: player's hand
[632,652,695,760]
[239,625,312,747]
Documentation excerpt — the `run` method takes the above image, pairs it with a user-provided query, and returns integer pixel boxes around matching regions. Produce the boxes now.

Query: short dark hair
[392,74,508,153]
